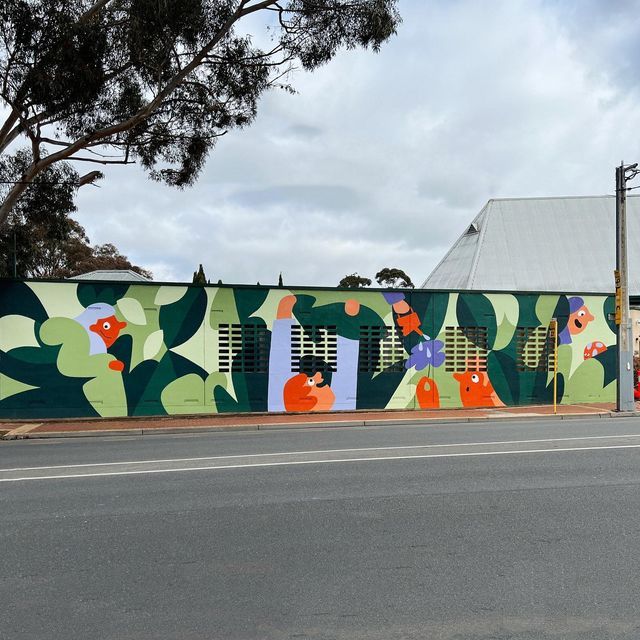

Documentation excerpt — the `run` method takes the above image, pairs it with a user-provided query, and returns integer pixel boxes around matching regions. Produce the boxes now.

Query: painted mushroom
[583,341,607,360]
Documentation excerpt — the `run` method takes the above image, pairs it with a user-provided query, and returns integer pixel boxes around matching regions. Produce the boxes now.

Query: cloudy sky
[74,0,640,286]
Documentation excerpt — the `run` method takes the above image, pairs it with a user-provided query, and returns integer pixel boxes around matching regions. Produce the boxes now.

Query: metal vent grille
[444,326,488,372]
[291,325,337,372]
[358,326,405,373]
[516,327,555,372]
[218,324,269,373]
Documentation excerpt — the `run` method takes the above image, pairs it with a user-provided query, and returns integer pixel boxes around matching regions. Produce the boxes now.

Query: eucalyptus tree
[339,273,372,288]
[0,0,400,226]
[375,267,414,288]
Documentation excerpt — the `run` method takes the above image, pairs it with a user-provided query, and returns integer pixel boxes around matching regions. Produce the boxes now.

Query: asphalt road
[4,417,640,639]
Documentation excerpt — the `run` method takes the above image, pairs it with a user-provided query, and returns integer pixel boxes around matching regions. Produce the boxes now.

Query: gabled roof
[422,195,640,294]
[68,269,151,282]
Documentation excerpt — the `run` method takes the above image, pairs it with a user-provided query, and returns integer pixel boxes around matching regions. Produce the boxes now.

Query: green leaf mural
[293,294,366,341]
[357,367,407,410]
[234,288,270,324]
[552,296,571,336]
[77,282,130,308]
[457,294,498,350]
[0,281,620,418]
[595,347,617,388]
[487,350,519,405]
[0,346,97,418]
[159,286,207,348]
[0,281,48,322]
[603,296,617,336]
[413,292,447,338]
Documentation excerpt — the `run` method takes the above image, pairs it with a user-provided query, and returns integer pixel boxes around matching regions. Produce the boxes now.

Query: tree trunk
[0,179,31,228]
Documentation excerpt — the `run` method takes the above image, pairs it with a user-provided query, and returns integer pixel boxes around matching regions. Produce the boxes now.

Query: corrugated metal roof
[68,269,151,282]
[422,195,640,294]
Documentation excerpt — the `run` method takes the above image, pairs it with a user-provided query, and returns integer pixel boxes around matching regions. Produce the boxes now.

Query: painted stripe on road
[3,432,640,473]
[2,442,640,482]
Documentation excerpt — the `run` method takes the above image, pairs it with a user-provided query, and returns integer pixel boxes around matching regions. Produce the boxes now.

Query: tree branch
[0,112,53,154]
[67,156,135,165]
[78,0,114,24]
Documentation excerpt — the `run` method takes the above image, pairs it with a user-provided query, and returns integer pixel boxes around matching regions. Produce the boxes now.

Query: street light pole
[615,162,637,412]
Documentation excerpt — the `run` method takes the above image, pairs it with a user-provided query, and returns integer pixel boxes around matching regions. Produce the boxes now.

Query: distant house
[68,269,151,282]
[422,195,640,296]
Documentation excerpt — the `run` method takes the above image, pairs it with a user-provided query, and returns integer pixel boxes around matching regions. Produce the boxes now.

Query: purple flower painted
[405,338,445,371]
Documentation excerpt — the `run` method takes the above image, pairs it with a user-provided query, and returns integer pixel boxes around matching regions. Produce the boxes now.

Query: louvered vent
[516,327,555,372]
[358,326,405,373]
[444,326,488,372]
[218,324,269,373]
[291,325,337,372]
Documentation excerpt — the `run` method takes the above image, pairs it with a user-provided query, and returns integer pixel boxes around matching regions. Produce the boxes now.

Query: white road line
[2,433,640,473]
[2,442,640,482]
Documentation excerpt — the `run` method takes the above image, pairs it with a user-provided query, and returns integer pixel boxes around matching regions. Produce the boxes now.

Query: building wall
[0,280,617,418]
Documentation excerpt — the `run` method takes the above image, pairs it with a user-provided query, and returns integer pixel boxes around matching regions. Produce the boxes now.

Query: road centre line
[3,433,640,473]
[3,442,640,482]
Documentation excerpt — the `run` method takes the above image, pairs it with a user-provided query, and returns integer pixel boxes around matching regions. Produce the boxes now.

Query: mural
[0,280,617,418]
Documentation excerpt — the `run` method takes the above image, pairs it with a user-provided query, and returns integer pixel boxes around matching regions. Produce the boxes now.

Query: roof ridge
[486,194,622,203]
[466,202,490,288]
[419,206,486,288]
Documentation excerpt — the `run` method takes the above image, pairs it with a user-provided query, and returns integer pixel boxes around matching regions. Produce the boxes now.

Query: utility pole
[615,162,638,411]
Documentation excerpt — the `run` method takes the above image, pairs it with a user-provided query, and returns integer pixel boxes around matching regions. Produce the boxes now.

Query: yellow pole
[551,319,558,414]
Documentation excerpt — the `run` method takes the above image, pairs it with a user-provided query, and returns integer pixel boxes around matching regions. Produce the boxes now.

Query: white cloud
[74,0,640,286]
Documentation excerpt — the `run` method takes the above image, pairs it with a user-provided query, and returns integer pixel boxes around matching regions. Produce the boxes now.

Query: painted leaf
[77,283,130,308]
[155,286,188,307]
[0,282,48,322]
[159,287,207,348]
[117,297,147,325]
[143,330,164,361]
[487,351,518,405]
[456,294,498,350]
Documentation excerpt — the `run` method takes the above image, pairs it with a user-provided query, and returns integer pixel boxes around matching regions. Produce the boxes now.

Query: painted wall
[0,280,616,418]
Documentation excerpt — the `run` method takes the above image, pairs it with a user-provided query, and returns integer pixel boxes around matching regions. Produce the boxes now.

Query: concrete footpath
[0,402,627,440]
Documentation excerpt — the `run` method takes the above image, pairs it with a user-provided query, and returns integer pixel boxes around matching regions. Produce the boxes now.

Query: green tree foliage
[0,151,152,277]
[338,273,371,288]
[192,263,208,284]
[375,267,414,288]
[78,242,152,278]
[0,0,400,226]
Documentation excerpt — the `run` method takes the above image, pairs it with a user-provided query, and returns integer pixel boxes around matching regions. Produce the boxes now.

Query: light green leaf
[143,330,164,361]
[0,373,38,401]
[154,286,188,307]
[0,315,38,351]
[117,297,147,325]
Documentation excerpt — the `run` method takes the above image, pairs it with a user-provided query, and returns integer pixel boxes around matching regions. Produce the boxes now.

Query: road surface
[3,416,640,639]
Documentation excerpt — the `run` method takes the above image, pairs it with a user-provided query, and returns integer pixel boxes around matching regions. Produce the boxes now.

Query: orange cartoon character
[453,370,504,408]
[268,294,360,412]
[559,297,594,345]
[74,303,128,371]
[283,372,336,412]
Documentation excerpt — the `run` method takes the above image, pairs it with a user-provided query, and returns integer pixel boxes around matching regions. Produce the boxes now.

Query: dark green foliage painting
[0,281,616,418]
